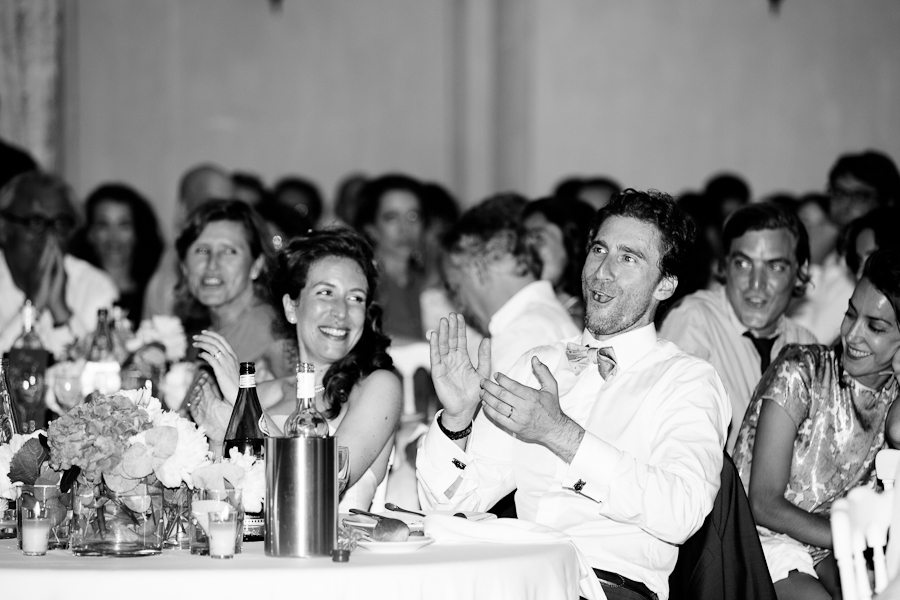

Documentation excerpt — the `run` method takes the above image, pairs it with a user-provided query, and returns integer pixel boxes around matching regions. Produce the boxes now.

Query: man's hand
[33,237,71,325]
[429,313,491,430]
[481,355,584,463]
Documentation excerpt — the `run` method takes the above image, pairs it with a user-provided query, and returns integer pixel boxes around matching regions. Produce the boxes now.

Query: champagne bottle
[82,308,122,397]
[0,357,20,443]
[223,362,266,542]
[223,362,266,458]
[284,362,328,438]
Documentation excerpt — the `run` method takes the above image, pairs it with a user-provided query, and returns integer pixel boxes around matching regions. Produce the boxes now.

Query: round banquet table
[0,538,581,600]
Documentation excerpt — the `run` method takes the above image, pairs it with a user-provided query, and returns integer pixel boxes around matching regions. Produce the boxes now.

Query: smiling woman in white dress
[193,227,402,510]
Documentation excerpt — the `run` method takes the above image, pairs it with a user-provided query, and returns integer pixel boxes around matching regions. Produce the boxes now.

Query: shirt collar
[579,323,657,373]
[489,280,558,335]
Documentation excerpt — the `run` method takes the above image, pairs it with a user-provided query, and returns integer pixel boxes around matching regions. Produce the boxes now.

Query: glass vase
[163,483,191,549]
[70,478,164,556]
[16,483,71,549]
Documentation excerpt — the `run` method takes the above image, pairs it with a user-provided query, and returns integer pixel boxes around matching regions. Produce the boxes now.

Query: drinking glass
[54,372,84,411]
[190,488,243,556]
[338,446,350,497]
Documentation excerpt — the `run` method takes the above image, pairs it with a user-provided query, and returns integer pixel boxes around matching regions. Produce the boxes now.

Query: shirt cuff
[418,410,472,501]
[562,430,624,505]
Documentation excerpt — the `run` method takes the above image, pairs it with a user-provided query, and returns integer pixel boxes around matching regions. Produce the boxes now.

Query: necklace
[315,385,325,394]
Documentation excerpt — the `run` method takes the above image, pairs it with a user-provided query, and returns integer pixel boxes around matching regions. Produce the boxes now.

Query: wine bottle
[223,362,266,458]
[81,308,122,397]
[223,362,266,542]
[284,362,328,438]
[8,301,50,428]
[0,357,20,443]
[13,301,44,350]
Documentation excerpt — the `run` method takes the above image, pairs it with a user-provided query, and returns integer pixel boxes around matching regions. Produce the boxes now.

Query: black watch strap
[437,414,472,440]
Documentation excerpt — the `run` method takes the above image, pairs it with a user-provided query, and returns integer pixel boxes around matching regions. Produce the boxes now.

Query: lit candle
[208,513,236,559]
[21,516,51,556]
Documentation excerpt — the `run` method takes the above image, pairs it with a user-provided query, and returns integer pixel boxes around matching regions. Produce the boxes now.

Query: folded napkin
[424,515,606,600]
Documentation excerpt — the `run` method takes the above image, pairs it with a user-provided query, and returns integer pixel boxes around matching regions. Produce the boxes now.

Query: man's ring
[507,405,514,419]
[214,351,222,359]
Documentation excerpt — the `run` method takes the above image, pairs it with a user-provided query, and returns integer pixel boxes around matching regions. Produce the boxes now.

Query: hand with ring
[480,355,585,463]
[192,330,240,404]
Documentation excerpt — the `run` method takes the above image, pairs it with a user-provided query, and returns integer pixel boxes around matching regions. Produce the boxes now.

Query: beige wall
[62,0,900,233]
[527,0,900,199]
[66,0,452,238]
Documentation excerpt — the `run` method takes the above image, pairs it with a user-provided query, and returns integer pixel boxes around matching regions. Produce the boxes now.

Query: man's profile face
[581,215,672,340]
[442,254,489,335]
[724,227,800,338]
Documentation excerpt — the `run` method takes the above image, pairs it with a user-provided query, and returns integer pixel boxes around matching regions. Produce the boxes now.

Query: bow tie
[566,342,618,378]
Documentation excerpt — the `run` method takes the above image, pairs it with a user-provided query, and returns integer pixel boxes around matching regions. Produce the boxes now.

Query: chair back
[831,485,894,600]
[387,342,431,417]
[877,448,900,490]
[668,453,776,600]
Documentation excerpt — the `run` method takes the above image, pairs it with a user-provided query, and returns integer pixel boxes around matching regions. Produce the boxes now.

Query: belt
[592,568,657,600]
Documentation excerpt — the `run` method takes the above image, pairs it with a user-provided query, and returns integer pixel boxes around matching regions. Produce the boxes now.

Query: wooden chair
[831,483,895,600]
[877,448,900,490]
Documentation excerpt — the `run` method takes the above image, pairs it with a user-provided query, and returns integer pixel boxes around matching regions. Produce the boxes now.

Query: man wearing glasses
[788,150,900,344]
[0,171,118,357]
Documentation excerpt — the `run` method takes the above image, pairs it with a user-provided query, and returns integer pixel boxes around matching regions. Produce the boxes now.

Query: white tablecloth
[0,538,581,600]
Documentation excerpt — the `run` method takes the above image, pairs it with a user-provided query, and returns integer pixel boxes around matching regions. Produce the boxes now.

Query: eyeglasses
[828,186,879,203]
[1,211,76,236]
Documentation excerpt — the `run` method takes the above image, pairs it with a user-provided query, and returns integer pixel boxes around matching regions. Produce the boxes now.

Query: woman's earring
[287,312,297,324]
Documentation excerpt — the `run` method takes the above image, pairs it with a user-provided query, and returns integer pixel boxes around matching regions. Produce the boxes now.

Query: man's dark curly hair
[587,188,696,283]
[270,227,394,419]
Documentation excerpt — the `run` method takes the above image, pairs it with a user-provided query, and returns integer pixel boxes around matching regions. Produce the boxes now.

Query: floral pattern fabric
[732,344,896,563]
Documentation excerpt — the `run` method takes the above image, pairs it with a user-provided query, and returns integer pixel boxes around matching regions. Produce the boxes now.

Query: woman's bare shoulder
[348,369,402,405]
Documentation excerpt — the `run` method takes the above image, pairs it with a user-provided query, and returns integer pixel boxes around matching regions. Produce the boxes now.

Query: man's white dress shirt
[660,284,816,453]
[488,280,579,374]
[417,324,730,599]
[0,251,119,358]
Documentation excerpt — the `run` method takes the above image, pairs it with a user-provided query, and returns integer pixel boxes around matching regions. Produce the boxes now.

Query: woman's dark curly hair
[271,227,394,419]
[174,199,276,332]
[72,183,164,288]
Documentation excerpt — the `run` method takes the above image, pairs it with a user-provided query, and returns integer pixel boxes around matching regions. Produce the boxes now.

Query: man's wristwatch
[438,414,473,440]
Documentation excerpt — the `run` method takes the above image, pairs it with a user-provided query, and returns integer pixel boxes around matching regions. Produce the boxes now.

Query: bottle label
[239,374,256,388]
[296,372,316,399]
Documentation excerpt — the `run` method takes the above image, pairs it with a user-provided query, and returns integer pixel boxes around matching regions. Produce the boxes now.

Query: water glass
[189,488,243,556]
[0,505,16,540]
[207,511,237,559]
[21,507,50,556]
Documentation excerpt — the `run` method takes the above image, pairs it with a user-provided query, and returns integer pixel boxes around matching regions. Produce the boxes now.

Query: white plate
[357,535,434,553]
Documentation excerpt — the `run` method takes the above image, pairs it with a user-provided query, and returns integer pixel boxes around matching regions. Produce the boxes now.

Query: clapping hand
[193,330,240,404]
[33,236,71,325]
[429,313,491,429]
[480,356,583,463]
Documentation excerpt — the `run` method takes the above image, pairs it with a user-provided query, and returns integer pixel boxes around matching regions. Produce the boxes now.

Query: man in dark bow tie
[660,203,816,453]
[418,189,731,600]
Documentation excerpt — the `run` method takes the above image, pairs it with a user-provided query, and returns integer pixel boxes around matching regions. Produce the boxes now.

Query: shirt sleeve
[416,408,517,511]
[754,344,813,429]
[560,358,730,545]
[658,300,712,361]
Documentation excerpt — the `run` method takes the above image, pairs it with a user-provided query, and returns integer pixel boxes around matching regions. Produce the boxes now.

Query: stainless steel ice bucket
[264,436,337,557]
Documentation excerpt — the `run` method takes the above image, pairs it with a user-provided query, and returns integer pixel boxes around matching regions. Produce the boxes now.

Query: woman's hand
[193,330,240,404]
[188,368,232,456]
